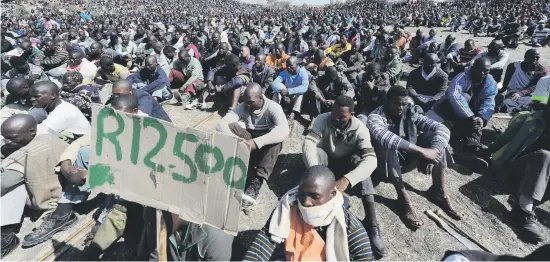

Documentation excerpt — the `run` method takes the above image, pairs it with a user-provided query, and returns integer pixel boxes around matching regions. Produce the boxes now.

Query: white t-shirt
[38,101,91,136]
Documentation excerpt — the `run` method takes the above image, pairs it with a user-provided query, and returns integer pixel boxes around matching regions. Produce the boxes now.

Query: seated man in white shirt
[66,49,98,81]
[29,81,91,142]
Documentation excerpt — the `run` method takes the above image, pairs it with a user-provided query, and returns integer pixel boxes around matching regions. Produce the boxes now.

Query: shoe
[1,232,20,258]
[184,99,199,110]
[511,206,545,244]
[242,177,263,214]
[366,224,387,258]
[427,187,462,220]
[22,212,77,247]
[453,152,489,174]
[180,94,191,108]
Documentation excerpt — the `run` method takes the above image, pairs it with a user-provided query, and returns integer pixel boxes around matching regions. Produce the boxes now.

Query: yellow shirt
[325,43,351,58]
[84,63,130,84]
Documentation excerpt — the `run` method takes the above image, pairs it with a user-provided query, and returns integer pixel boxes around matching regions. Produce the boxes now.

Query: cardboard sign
[89,104,250,235]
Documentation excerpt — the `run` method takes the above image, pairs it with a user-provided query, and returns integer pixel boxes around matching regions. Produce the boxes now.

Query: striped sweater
[366,105,450,152]
[35,46,69,71]
[243,207,374,261]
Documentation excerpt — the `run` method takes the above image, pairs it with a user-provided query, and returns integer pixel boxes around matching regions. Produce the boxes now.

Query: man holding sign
[217,83,289,214]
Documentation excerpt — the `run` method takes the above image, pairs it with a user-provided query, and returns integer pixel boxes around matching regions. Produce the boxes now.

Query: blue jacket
[128,66,170,95]
[434,68,497,121]
[271,67,309,95]
[134,89,171,122]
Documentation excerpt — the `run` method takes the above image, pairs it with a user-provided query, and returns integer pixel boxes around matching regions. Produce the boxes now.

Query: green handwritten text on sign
[89,105,250,235]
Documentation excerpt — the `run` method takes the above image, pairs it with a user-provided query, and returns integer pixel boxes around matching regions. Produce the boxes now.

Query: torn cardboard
[89,104,250,235]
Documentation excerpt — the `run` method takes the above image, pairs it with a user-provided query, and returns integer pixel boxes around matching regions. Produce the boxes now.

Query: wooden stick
[193,110,219,129]
[156,210,168,261]
[35,217,95,261]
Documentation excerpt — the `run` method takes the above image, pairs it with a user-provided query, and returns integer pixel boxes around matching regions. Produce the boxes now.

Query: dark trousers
[228,123,281,180]
[327,154,376,196]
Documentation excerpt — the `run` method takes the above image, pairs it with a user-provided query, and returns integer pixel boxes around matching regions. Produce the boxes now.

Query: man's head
[385,47,398,61]
[42,39,56,53]
[365,62,381,81]
[445,34,456,45]
[385,85,409,119]
[254,53,266,70]
[330,95,354,130]
[6,78,31,99]
[286,56,299,75]
[225,54,240,72]
[242,83,264,112]
[29,81,59,108]
[325,66,338,82]
[313,48,325,65]
[163,46,177,60]
[464,39,475,51]
[339,34,348,46]
[122,34,131,45]
[240,46,250,59]
[178,49,192,66]
[89,42,103,56]
[1,114,37,153]
[429,29,436,38]
[111,79,133,99]
[298,165,337,208]
[471,57,491,84]
[524,49,540,68]
[111,94,139,114]
[182,36,191,47]
[416,29,422,37]
[275,43,285,58]
[20,40,33,55]
[219,42,230,57]
[79,31,87,41]
[62,71,84,91]
[423,53,439,74]
[487,39,504,56]
[212,32,221,45]
[152,41,164,54]
[99,56,116,73]
[143,55,158,74]
[9,56,29,74]
[68,49,85,67]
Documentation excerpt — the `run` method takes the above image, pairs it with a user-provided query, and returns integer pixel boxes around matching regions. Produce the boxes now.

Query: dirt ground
[5,27,550,261]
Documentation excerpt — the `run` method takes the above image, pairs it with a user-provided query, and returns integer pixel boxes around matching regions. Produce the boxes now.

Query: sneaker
[242,177,263,214]
[184,99,199,110]
[22,212,77,247]
[180,94,191,108]
[1,232,19,258]
[511,206,545,244]
[161,96,181,106]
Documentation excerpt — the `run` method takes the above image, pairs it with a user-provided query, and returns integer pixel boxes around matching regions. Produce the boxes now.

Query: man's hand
[419,147,441,164]
[325,99,335,106]
[215,85,224,93]
[365,79,375,90]
[472,117,484,128]
[280,86,289,96]
[335,177,350,192]
[207,81,215,91]
[246,139,257,151]
[509,92,521,102]
[336,65,346,71]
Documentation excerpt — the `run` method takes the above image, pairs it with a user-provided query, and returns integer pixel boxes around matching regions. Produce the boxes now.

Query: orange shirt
[266,53,289,70]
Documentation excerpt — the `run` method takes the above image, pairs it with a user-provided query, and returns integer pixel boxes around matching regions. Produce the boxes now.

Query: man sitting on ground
[168,50,205,109]
[2,56,48,86]
[271,57,309,127]
[303,96,386,258]
[366,85,461,229]
[217,83,289,214]
[486,101,550,244]
[406,54,449,112]
[1,114,69,252]
[127,55,172,103]
[355,62,391,114]
[428,58,497,171]
[469,39,509,87]
[498,49,547,113]
[380,47,403,86]
[1,78,33,125]
[308,66,355,117]
[266,43,289,72]
[66,49,98,82]
[243,165,374,261]
[30,81,91,142]
[207,54,250,109]
[251,54,276,95]
[60,71,100,121]
[325,34,351,60]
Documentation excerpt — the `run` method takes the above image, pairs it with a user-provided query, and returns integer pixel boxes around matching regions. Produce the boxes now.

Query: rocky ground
[5,27,550,261]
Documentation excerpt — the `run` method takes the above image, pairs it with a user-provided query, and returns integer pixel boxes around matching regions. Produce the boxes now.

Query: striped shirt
[243,208,374,261]
[35,46,69,71]
[533,28,550,42]
[366,105,450,152]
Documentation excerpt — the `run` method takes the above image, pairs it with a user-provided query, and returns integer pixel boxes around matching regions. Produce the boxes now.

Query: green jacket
[490,111,547,168]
